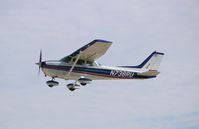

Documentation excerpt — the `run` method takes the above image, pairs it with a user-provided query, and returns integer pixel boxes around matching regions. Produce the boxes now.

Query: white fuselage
[41,60,158,81]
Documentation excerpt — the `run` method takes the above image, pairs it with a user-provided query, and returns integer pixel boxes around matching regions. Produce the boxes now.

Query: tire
[48,85,54,88]
[80,83,87,86]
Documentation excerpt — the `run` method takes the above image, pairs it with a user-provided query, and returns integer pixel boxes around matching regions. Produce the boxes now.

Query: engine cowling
[78,78,92,86]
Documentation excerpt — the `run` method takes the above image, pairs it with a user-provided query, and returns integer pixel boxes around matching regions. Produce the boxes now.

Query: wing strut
[67,51,82,77]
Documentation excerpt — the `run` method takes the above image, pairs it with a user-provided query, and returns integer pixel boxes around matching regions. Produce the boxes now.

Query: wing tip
[154,51,165,55]
[93,39,112,43]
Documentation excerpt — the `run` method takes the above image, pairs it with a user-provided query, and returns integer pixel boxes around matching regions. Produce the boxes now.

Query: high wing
[61,39,112,62]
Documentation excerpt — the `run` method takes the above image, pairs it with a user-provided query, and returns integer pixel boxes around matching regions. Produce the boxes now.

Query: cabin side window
[77,60,85,65]
[72,58,85,65]
[86,61,93,66]
[62,57,100,66]
[61,56,72,63]
[86,61,100,66]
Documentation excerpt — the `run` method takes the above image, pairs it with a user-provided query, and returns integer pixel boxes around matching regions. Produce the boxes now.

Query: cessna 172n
[36,39,164,91]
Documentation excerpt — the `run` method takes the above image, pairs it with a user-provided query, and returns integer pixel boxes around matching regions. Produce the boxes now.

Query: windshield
[60,56,72,63]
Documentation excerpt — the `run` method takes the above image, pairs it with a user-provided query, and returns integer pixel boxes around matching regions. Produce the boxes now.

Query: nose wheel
[46,79,59,88]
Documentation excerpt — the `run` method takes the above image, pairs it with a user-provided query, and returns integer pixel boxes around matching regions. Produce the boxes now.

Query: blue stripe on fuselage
[43,65,156,79]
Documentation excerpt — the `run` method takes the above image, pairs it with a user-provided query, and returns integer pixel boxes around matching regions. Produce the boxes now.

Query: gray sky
[0,0,199,129]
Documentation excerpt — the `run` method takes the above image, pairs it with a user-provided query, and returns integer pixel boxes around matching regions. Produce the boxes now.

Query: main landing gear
[46,77,92,91]
[66,77,92,91]
[67,82,80,91]
[66,79,90,91]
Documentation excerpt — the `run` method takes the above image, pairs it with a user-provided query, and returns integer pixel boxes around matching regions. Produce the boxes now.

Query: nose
[36,62,40,66]
[35,62,46,67]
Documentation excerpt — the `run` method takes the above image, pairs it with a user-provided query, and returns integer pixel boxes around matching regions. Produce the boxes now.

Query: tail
[119,51,164,77]
[137,51,164,71]
[120,51,164,71]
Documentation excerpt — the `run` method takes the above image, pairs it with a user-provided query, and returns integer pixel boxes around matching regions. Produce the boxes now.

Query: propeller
[36,49,43,75]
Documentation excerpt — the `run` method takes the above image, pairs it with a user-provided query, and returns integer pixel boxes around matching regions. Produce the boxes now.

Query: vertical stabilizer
[138,51,164,71]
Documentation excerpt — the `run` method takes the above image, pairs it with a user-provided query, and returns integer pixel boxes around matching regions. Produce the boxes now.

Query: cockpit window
[77,60,85,65]
[86,61,100,66]
[61,57,101,66]
[61,56,72,63]
[87,61,93,66]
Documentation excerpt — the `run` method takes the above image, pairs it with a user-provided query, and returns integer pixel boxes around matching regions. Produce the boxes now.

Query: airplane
[36,39,164,91]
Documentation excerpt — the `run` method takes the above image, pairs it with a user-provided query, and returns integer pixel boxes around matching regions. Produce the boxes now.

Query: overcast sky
[0,0,199,129]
